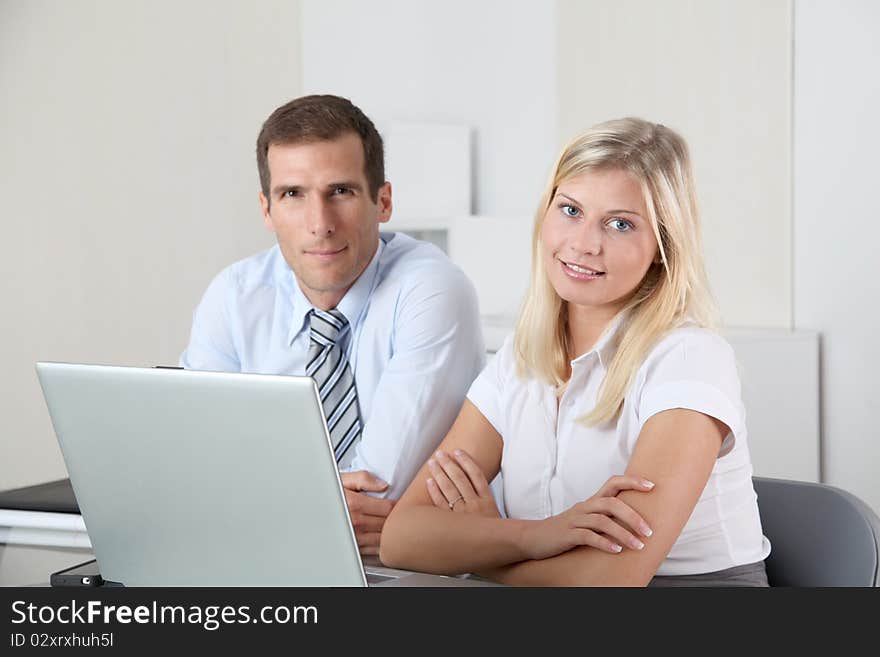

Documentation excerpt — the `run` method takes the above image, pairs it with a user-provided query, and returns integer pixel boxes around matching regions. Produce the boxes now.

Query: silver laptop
[35,362,493,587]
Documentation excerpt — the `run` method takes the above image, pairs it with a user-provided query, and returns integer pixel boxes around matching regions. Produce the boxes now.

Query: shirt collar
[285,238,385,346]
[570,310,629,370]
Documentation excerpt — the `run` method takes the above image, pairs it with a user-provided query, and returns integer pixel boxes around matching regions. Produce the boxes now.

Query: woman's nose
[569,217,603,255]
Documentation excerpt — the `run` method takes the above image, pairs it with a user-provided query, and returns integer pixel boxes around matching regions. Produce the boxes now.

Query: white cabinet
[725,328,820,483]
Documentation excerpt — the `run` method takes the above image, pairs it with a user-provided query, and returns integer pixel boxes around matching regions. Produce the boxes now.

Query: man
[180,94,485,556]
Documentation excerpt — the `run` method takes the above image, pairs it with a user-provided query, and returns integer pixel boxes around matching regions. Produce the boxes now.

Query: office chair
[753,476,880,586]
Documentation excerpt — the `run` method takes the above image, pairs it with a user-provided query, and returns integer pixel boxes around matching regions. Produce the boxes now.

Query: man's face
[259,133,392,310]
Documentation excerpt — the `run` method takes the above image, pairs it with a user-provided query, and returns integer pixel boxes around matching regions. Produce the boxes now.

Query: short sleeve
[466,333,515,439]
[637,328,744,458]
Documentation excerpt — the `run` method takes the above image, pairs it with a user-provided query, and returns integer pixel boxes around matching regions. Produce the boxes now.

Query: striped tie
[305,309,362,468]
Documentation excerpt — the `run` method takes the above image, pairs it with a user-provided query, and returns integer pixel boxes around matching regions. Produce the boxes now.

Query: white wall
[557,0,793,329]
[299,0,795,330]
[0,0,301,489]
[793,0,880,512]
[6,1,874,516]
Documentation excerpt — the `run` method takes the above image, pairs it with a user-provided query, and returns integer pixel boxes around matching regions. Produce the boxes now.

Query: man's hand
[340,470,396,556]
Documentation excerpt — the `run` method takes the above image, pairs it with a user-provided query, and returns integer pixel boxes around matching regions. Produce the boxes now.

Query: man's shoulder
[213,244,286,293]
[378,231,472,288]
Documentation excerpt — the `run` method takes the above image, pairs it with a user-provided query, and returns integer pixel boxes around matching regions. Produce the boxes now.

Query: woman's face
[541,168,659,316]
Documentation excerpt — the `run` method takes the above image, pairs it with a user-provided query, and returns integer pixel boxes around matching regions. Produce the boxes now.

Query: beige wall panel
[557,0,792,328]
[0,0,302,489]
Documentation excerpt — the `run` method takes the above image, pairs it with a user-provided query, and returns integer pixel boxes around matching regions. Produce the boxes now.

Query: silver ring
[449,495,464,510]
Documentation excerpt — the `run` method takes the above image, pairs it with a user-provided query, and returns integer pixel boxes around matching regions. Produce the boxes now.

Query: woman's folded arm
[477,408,727,586]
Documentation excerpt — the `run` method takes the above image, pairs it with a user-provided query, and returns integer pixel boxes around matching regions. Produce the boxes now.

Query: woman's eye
[560,204,580,218]
[609,218,632,232]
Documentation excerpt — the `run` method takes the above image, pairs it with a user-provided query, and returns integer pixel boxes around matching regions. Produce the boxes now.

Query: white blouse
[467,318,771,576]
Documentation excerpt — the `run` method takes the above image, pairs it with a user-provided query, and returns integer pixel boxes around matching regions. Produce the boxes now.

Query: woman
[380,118,770,586]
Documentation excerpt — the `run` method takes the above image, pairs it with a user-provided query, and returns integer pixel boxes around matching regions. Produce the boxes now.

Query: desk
[0,543,93,587]
[1,544,500,587]
[361,555,502,587]
[0,481,500,587]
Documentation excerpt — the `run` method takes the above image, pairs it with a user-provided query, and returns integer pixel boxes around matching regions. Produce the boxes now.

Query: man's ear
[376,182,392,224]
[259,191,274,231]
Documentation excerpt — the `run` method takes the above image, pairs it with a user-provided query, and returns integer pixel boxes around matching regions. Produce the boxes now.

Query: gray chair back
[754,476,880,586]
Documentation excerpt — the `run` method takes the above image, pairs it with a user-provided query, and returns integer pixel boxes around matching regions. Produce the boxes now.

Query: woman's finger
[588,497,653,538]
[427,457,461,503]
[451,449,493,498]
[574,528,624,554]
[434,450,478,501]
[595,474,655,499]
[425,477,449,509]
[580,513,646,552]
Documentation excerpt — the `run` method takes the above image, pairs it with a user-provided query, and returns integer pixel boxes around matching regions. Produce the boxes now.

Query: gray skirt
[648,560,769,587]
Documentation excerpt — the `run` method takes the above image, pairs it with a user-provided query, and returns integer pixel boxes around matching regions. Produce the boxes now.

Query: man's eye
[283,190,299,198]
[332,186,350,195]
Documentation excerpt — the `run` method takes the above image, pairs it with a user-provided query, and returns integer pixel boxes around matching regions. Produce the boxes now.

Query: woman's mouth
[561,259,605,280]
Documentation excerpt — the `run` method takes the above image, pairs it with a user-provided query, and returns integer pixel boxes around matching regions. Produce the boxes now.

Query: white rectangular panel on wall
[384,122,472,227]
[448,215,533,318]
[725,329,820,483]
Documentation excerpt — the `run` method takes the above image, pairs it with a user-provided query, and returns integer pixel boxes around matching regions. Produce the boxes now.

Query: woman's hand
[425,449,501,518]
[520,475,656,561]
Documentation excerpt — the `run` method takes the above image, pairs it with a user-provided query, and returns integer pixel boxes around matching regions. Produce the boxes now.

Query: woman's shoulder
[632,323,745,459]
[465,332,525,436]
[643,324,735,369]
[633,323,741,397]
[476,331,538,395]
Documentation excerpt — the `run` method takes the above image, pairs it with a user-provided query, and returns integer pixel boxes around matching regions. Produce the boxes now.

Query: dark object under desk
[0,478,80,514]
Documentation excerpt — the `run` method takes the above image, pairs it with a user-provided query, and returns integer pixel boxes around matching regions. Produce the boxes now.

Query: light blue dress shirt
[180,232,486,499]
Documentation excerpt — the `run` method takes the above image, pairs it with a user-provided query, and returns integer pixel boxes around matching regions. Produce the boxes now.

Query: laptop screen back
[35,362,367,586]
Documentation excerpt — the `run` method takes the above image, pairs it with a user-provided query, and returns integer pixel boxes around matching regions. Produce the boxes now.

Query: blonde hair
[514,117,719,425]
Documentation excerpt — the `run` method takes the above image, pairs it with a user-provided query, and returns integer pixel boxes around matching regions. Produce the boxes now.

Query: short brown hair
[256,94,385,203]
